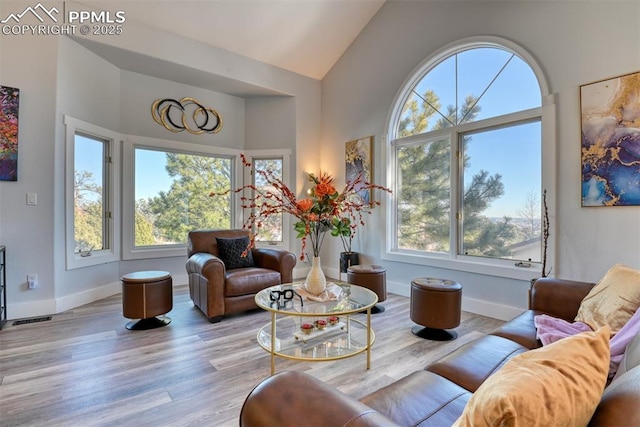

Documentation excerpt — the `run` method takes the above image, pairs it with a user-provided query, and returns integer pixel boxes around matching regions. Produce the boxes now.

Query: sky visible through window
[134,149,174,200]
[409,47,542,218]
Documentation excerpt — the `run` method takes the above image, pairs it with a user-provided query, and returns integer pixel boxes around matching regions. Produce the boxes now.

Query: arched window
[387,37,552,275]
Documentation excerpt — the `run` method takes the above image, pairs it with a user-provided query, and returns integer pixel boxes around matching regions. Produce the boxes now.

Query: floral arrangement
[210,155,391,260]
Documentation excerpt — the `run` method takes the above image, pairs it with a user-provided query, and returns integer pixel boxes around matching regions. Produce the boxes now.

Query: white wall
[0,10,59,315]
[320,0,640,319]
[119,71,246,148]
[0,0,321,319]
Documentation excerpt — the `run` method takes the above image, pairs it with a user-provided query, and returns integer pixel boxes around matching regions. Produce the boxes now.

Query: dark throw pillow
[216,236,255,270]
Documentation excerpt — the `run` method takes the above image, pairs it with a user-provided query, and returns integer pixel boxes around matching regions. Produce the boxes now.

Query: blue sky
[413,47,542,218]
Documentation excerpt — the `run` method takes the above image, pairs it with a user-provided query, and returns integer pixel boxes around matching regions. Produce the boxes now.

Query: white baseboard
[386,279,523,321]
[460,297,524,321]
[9,273,190,321]
[9,299,57,321]
[55,281,121,314]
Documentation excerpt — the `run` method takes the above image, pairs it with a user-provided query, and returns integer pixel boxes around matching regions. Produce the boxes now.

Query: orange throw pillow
[575,264,640,334]
[453,327,610,427]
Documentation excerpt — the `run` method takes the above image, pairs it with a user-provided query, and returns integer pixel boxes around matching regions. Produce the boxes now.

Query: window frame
[121,135,243,260]
[384,36,556,280]
[64,116,121,270]
[243,150,292,251]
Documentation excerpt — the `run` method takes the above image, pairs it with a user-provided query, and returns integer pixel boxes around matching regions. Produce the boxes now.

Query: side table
[347,264,387,313]
[121,270,173,330]
[410,277,462,341]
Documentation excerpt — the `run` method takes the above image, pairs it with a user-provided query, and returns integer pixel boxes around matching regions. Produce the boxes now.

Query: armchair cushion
[216,236,255,270]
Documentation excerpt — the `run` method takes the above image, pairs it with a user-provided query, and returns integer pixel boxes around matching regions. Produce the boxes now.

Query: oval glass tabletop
[255,282,378,316]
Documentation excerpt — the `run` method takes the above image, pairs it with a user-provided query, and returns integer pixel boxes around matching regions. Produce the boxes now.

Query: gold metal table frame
[255,282,378,375]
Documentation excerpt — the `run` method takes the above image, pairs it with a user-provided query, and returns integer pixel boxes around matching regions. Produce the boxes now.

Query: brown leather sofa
[186,229,296,322]
[240,278,640,426]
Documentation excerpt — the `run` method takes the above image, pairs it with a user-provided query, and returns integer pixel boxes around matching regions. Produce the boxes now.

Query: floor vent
[12,316,52,326]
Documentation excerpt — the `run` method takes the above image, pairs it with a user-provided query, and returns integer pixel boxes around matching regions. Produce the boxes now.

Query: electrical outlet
[27,274,38,289]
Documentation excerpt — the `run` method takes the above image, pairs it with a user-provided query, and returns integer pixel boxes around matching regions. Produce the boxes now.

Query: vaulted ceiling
[79,0,387,80]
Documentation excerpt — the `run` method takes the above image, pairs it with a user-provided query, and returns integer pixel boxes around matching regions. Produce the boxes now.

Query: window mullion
[450,131,461,258]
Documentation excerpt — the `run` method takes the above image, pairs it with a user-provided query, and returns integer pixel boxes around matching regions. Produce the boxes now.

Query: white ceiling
[79,0,386,80]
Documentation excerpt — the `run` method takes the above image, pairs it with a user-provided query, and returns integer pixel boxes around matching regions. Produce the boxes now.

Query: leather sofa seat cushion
[225,268,281,297]
[491,310,542,349]
[360,370,471,427]
[426,335,528,392]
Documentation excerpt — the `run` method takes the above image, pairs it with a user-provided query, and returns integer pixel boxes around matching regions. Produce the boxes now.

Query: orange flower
[315,182,336,197]
[296,199,313,212]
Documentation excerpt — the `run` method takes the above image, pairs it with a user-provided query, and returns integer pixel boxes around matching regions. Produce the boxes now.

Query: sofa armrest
[529,278,595,321]
[186,252,225,278]
[252,248,296,283]
[240,370,399,427]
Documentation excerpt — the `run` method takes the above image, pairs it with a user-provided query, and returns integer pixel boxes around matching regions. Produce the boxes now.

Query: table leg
[270,311,276,375]
[366,307,371,369]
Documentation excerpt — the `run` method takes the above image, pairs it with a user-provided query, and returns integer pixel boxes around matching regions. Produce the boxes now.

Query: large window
[122,136,240,259]
[388,38,552,276]
[65,116,120,269]
[133,147,233,247]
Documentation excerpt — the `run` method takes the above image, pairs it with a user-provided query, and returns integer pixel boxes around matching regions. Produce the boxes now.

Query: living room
[1,0,639,424]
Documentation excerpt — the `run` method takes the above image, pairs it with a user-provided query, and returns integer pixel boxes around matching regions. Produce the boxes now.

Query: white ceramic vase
[305,256,327,295]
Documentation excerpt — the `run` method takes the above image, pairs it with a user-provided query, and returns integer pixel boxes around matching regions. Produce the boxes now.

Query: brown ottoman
[121,270,173,330]
[347,264,386,313]
[410,278,462,340]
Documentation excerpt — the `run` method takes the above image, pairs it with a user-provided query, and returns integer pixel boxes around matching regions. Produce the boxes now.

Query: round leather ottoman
[121,271,173,330]
[347,264,386,313]
[410,277,462,340]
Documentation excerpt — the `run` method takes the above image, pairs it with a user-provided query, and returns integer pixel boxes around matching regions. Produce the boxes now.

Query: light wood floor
[0,285,504,427]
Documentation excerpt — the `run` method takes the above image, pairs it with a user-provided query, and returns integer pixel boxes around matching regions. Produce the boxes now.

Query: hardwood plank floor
[0,285,504,426]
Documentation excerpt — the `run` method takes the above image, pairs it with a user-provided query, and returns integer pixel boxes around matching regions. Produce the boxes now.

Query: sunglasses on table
[269,289,303,308]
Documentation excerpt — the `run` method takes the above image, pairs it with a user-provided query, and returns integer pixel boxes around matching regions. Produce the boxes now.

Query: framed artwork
[345,136,373,203]
[0,85,19,181]
[580,71,640,206]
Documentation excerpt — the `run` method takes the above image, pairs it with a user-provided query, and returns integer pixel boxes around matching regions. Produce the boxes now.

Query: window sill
[383,250,543,281]
[66,251,119,270]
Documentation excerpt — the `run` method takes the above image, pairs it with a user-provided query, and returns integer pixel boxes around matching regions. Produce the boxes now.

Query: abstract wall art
[0,85,19,181]
[580,71,640,206]
[345,136,373,203]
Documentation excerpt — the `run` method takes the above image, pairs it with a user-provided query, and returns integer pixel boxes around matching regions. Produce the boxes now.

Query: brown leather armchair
[186,229,296,322]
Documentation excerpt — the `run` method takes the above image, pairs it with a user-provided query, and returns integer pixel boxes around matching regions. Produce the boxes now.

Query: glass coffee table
[255,282,378,375]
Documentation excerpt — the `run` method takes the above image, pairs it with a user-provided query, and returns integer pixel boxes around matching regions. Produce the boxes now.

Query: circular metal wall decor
[151,97,223,134]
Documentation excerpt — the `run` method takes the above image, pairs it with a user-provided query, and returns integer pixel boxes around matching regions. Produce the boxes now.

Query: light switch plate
[27,193,37,205]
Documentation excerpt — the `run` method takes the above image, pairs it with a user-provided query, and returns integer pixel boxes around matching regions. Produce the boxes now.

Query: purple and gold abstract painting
[580,72,640,206]
[346,136,373,203]
[0,85,19,181]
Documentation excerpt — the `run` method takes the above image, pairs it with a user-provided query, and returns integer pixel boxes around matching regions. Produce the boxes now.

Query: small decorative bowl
[300,323,314,334]
[327,316,339,326]
[314,319,328,330]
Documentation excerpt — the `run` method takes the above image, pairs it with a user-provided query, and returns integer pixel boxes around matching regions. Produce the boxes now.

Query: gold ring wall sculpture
[151,97,223,134]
